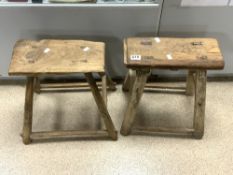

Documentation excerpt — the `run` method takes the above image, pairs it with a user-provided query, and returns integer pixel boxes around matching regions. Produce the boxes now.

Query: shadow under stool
[9,39,118,144]
[121,37,224,139]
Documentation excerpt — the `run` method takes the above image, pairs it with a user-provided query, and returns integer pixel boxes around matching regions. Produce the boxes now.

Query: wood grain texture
[30,130,109,140]
[100,73,107,130]
[186,70,195,96]
[132,127,194,136]
[23,77,34,145]
[124,37,224,69]
[193,70,207,139]
[9,40,105,75]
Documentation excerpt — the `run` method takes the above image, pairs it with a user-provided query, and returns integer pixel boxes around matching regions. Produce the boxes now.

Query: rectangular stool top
[124,37,224,70]
[9,40,105,75]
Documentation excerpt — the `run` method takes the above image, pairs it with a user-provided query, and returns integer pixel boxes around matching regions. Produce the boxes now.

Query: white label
[130,55,141,61]
[82,47,90,52]
[181,0,229,6]
[154,37,161,43]
[166,54,173,60]
[43,48,50,54]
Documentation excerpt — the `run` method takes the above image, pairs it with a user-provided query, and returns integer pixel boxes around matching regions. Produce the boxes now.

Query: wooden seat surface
[9,40,105,75]
[124,37,224,69]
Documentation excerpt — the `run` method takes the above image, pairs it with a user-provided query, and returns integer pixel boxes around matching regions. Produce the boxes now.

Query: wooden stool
[121,37,224,139]
[9,39,117,144]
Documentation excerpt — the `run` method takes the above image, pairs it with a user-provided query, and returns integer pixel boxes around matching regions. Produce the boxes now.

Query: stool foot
[111,131,118,141]
[120,129,131,136]
[193,131,204,139]
[23,138,32,145]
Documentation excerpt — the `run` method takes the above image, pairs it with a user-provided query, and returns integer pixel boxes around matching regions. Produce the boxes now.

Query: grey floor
[0,82,232,175]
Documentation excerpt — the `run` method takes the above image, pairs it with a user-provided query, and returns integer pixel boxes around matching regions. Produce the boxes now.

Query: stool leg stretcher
[123,69,193,95]
[35,73,116,93]
[22,74,117,144]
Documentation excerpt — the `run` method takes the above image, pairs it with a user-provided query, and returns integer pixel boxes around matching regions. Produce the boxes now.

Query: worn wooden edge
[132,127,195,137]
[128,37,219,41]
[8,40,22,77]
[8,39,106,75]
[125,60,225,70]
[124,37,225,70]
[30,130,117,140]
[11,39,105,53]
[8,71,105,76]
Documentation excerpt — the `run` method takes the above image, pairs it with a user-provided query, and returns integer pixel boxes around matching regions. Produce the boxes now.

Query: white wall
[0,5,162,77]
[181,0,231,6]
[159,0,233,76]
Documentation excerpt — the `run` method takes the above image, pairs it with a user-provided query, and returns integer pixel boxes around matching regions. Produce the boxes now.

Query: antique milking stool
[9,39,117,144]
[121,37,224,139]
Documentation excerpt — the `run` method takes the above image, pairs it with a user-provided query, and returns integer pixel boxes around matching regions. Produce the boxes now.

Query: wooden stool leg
[34,77,41,94]
[100,73,107,130]
[98,72,116,91]
[193,70,207,139]
[23,77,35,144]
[120,69,150,136]
[122,69,136,92]
[85,73,117,140]
[186,70,195,96]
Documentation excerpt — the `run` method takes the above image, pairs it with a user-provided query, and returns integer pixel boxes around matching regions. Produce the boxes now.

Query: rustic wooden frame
[34,73,116,94]
[22,73,117,145]
[121,69,207,139]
